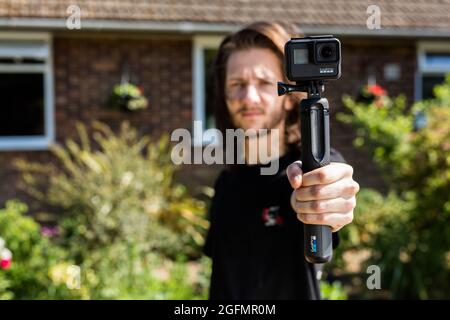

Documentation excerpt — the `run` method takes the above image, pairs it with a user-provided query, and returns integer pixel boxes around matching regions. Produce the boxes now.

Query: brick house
[0,0,449,205]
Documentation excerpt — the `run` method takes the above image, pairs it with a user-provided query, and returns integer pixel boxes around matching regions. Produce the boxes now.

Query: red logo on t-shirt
[261,206,283,226]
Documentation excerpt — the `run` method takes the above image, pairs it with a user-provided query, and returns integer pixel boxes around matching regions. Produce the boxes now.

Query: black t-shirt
[203,147,346,300]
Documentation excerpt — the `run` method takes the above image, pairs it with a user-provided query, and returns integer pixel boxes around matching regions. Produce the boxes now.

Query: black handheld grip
[300,97,333,264]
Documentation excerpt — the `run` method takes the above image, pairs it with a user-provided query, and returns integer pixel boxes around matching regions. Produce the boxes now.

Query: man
[203,22,359,299]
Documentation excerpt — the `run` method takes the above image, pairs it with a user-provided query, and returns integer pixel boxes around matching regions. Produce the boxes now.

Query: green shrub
[0,203,209,300]
[77,248,210,300]
[338,94,413,187]
[0,200,82,299]
[333,189,417,298]
[336,76,450,299]
[13,121,210,299]
[320,280,348,300]
[16,122,208,259]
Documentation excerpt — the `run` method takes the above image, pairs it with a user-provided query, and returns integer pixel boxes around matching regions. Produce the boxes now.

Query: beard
[230,99,287,135]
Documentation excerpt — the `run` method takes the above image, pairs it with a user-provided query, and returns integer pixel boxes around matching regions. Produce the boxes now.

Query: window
[0,33,54,150]
[204,48,218,132]
[417,43,450,100]
[192,36,223,146]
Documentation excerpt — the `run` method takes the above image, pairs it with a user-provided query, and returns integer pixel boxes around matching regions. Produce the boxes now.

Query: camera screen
[293,48,309,64]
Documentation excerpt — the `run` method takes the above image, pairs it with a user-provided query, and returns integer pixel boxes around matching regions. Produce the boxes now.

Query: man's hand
[286,161,359,232]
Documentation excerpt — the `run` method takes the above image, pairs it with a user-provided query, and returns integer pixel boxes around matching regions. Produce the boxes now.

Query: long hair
[212,21,305,152]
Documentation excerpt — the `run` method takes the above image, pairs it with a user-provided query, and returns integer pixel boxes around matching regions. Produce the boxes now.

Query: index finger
[301,162,353,187]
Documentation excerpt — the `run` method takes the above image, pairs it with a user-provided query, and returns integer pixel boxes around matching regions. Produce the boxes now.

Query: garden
[1,77,450,299]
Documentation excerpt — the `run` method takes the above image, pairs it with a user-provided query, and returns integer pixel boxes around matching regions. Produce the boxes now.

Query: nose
[241,84,261,106]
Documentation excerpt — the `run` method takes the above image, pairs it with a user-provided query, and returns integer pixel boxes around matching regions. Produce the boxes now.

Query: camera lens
[320,45,333,59]
[316,42,338,62]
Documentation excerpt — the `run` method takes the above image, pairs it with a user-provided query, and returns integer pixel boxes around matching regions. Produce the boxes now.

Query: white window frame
[0,32,54,151]
[416,41,450,101]
[192,35,224,146]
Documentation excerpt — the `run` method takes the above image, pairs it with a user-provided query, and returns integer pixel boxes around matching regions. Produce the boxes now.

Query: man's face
[225,48,293,131]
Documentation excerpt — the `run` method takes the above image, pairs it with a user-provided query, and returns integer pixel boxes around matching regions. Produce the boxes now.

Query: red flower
[368,84,387,97]
[0,258,11,270]
[0,248,12,270]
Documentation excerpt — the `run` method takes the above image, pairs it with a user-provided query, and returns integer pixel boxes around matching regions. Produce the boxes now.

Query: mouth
[241,111,264,118]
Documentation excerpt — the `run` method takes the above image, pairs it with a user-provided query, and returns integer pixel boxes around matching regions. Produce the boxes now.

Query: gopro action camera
[284,35,341,82]
[278,35,343,264]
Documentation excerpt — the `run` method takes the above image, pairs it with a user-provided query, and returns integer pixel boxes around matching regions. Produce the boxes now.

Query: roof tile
[0,0,448,30]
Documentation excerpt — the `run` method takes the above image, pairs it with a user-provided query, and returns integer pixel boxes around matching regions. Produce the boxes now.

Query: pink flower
[41,225,60,238]
[0,248,12,270]
[1,258,11,270]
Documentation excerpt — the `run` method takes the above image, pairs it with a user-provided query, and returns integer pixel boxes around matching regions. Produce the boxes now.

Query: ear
[283,96,295,111]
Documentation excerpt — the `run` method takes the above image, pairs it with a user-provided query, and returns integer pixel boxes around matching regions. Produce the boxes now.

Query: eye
[260,79,274,86]
[228,82,245,89]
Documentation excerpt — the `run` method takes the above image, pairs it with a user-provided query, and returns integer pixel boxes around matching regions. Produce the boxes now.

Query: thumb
[286,161,303,189]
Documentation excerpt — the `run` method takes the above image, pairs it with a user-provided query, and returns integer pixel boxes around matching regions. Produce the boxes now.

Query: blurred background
[0,0,449,299]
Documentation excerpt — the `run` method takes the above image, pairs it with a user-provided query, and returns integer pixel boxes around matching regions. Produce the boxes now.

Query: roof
[0,0,449,37]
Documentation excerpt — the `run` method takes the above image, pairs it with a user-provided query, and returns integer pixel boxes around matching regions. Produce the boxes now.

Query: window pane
[425,53,450,69]
[422,75,445,99]
[0,57,45,64]
[0,40,49,60]
[204,48,218,130]
[0,73,45,136]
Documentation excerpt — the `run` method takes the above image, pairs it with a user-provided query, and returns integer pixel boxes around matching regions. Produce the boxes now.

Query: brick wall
[53,35,192,140]
[0,34,193,206]
[0,33,417,208]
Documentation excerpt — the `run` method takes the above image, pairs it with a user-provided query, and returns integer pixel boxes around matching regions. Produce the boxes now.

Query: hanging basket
[107,82,149,112]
